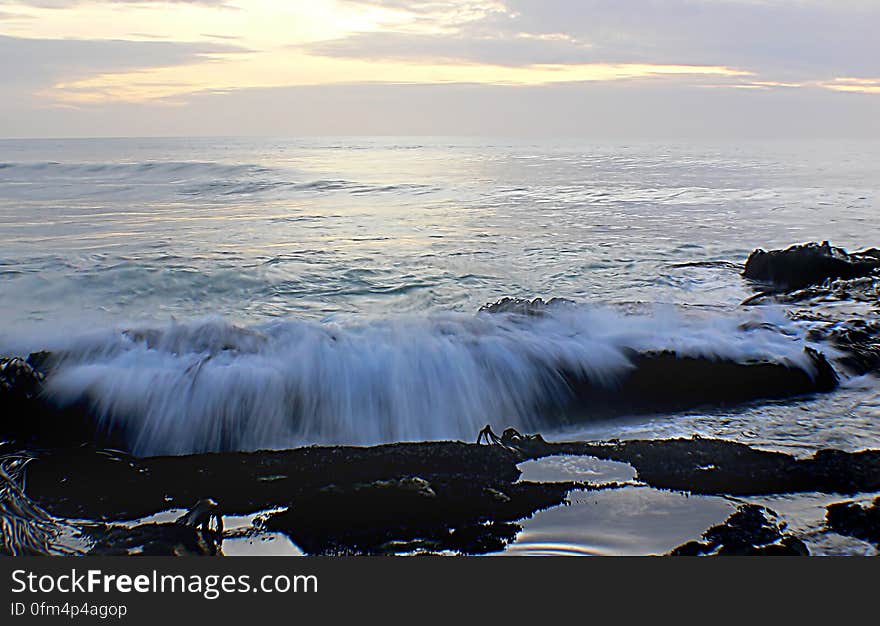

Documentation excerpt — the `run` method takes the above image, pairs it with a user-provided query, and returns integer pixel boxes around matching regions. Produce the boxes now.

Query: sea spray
[18,305,820,455]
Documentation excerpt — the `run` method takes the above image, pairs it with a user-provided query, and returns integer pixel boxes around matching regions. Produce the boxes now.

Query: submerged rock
[670,504,808,556]
[743,275,880,376]
[743,241,879,291]
[826,497,880,546]
[478,296,575,316]
[808,317,880,375]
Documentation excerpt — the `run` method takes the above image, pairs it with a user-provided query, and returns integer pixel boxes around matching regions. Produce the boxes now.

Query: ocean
[1,137,878,458]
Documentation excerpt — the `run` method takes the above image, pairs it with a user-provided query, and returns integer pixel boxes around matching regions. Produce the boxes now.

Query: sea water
[1,137,878,455]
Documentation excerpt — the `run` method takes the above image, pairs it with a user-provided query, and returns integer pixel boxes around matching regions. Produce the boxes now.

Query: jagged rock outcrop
[826,497,880,546]
[743,241,879,291]
[742,242,880,375]
[670,504,808,556]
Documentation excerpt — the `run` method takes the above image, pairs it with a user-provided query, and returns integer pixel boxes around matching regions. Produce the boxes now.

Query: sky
[0,0,878,138]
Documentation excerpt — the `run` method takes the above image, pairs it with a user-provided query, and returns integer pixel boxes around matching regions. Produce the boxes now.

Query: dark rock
[560,347,838,420]
[262,478,571,555]
[86,522,221,556]
[1,356,128,450]
[745,275,880,307]
[743,241,880,291]
[0,357,51,444]
[25,443,571,555]
[11,434,880,555]
[476,298,839,421]
[16,435,880,556]
[545,438,880,496]
[826,497,880,546]
[1,356,44,401]
[25,442,525,521]
[26,436,880,524]
[735,242,880,376]
[812,318,880,375]
[670,504,808,556]
[746,276,880,375]
[20,442,556,555]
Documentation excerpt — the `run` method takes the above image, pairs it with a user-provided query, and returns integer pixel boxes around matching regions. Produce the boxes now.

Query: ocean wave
[15,305,825,456]
[0,161,270,181]
[0,161,436,199]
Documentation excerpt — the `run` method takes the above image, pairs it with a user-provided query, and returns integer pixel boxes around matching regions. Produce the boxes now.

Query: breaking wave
[0,161,435,199]
[12,305,822,456]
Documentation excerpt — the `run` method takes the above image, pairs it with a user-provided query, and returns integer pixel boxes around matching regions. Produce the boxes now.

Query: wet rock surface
[743,241,880,291]
[23,442,523,522]
[12,441,572,556]
[742,241,880,376]
[670,504,808,556]
[826,497,880,546]
[85,522,222,556]
[0,355,119,450]
[544,438,880,496]
[475,289,841,419]
[4,436,878,556]
[1,357,44,401]
[808,317,880,375]
[560,348,837,420]
[262,477,573,555]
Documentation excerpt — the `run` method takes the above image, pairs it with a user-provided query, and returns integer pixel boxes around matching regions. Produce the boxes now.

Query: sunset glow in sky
[1,1,877,137]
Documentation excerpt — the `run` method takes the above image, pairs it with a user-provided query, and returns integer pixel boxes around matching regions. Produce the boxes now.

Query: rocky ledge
[2,435,879,556]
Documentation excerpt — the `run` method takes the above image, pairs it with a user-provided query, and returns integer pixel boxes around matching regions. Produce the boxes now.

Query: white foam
[12,305,818,455]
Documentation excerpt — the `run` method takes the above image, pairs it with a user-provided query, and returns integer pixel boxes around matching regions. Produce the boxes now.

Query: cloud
[306,31,595,67]
[0,1,876,137]
[821,77,880,95]
[320,1,880,82]
[0,34,241,90]
[0,1,228,7]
